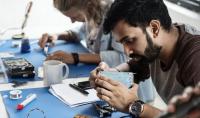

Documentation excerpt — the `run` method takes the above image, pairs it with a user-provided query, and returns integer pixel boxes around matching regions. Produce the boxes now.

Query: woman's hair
[53,0,109,25]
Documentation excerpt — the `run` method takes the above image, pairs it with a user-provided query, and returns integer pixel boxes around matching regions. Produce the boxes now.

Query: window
[167,0,200,12]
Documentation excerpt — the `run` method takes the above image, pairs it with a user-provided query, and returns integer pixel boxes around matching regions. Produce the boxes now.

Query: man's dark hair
[103,0,172,34]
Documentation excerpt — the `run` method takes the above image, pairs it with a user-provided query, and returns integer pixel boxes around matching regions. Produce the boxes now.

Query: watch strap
[71,53,79,65]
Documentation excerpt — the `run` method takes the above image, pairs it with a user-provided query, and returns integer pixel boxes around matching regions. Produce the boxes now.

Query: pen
[69,84,89,95]
[16,93,37,110]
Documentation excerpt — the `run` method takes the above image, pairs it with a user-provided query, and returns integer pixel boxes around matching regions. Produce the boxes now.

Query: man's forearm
[140,104,162,118]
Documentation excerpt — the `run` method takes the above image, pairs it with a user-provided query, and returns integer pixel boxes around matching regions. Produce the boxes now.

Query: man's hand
[95,75,138,113]
[89,62,120,88]
[46,51,74,64]
[97,62,118,71]
[38,33,57,48]
[167,82,200,118]
[89,67,100,88]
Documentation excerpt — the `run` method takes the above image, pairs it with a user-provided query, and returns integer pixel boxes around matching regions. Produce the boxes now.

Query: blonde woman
[38,0,127,67]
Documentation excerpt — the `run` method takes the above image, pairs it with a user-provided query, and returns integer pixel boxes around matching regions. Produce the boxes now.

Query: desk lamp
[12,1,33,39]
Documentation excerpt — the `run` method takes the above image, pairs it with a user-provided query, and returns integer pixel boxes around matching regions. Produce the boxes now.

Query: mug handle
[61,63,69,79]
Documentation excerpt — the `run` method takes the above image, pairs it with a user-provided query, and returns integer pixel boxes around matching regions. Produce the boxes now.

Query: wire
[26,108,46,118]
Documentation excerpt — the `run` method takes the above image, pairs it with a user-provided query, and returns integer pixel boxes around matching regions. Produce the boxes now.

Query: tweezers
[43,43,50,56]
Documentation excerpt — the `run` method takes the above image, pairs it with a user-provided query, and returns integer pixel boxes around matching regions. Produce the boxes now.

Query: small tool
[44,43,50,56]
[43,39,52,56]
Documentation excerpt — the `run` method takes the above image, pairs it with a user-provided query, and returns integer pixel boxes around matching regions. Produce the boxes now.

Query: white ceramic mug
[43,60,69,86]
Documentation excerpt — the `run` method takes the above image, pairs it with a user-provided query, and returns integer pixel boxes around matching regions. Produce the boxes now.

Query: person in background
[89,0,200,117]
[39,0,156,103]
[38,0,127,67]
[166,81,200,118]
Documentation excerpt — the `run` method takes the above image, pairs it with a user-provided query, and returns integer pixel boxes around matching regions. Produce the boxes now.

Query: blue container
[21,38,31,53]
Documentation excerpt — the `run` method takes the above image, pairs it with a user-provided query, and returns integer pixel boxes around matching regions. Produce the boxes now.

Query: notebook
[49,82,100,107]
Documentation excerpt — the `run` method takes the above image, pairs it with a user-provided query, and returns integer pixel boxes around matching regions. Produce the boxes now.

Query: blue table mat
[1,87,130,118]
[0,40,97,83]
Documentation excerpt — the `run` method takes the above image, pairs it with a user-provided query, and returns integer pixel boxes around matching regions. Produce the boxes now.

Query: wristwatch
[129,100,144,118]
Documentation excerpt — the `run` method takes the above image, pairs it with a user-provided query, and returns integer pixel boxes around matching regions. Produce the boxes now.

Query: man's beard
[129,30,161,64]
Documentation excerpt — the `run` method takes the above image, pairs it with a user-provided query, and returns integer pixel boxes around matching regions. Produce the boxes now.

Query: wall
[0,0,199,40]
[165,0,200,31]
[0,0,82,39]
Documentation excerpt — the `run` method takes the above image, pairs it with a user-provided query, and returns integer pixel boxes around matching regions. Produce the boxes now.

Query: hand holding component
[94,74,139,113]
[38,33,57,48]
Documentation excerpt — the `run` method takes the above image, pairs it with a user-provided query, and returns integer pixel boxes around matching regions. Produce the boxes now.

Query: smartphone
[77,81,92,90]
[99,71,134,88]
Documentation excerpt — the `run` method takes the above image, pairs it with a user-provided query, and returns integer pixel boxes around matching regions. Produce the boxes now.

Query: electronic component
[99,71,134,88]
[2,58,35,78]
[94,101,116,118]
